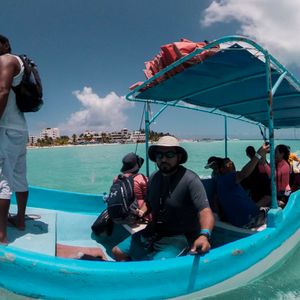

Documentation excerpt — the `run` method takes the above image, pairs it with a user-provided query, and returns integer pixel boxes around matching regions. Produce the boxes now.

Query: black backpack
[12,54,43,112]
[106,174,139,224]
[91,208,114,236]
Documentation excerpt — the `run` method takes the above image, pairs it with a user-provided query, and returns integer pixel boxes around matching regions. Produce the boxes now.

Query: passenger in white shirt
[0,34,29,243]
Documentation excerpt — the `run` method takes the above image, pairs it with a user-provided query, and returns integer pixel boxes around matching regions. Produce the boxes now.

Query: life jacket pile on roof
[130,38,220,91]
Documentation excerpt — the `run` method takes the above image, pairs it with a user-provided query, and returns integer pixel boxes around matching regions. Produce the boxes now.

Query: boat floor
[7,205,265,261]
[8,205,110,260]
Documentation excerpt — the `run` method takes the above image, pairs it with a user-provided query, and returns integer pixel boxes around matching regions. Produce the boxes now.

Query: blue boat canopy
[127,36,300,129]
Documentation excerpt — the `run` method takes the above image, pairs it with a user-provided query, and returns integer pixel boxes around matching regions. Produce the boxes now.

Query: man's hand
[189,235,211,255]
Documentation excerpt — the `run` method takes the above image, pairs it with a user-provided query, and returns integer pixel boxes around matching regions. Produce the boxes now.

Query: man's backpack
[106,174,139,224]
[91,208,114,236]
[12,55,43,112]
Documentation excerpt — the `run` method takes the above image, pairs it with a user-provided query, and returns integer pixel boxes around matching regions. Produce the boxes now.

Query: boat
[2,35,300,299]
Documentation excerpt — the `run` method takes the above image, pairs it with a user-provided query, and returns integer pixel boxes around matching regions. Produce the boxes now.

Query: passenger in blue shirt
[215,143,270,228]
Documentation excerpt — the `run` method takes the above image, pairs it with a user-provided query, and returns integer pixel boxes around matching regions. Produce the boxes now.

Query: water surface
[6,140,300,299]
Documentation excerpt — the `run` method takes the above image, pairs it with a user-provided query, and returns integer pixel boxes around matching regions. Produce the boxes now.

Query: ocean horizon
[27,139,300,195]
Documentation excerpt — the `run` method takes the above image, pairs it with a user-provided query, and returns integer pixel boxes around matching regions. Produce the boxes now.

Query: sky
[1,0,300,139]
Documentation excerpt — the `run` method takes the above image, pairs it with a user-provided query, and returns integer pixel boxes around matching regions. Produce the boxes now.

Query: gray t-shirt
[147,166,209,236]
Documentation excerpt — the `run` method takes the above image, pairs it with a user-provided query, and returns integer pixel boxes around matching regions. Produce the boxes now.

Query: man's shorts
[0,128,28,199]
[117,232,189,261]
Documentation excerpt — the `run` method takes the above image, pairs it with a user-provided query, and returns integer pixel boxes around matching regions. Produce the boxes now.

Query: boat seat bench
[201,178,264,247]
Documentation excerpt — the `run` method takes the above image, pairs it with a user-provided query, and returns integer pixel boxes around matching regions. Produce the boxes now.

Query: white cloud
[60,87,134,134]
[201,0,300,66]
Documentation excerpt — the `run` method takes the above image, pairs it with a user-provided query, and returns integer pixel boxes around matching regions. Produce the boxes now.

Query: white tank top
[0,54,28,131]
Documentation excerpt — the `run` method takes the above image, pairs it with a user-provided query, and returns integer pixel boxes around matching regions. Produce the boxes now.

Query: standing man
[112,135,214,261]
[0,35,29,243]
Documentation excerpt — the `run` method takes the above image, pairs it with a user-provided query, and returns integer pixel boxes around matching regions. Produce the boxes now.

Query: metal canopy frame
[126,36,300,221]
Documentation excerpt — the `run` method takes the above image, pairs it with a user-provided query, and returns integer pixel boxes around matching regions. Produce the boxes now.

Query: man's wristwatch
[199,229,211,241]
[255,152,262,160]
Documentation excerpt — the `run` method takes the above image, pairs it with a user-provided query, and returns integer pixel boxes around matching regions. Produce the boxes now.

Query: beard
[157,162,179,174]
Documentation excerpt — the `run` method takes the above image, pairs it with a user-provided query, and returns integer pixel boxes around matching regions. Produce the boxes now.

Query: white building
[40,128,60,140]
[110,128,131,143]
[83,130,96,137]
[129,130,146,143]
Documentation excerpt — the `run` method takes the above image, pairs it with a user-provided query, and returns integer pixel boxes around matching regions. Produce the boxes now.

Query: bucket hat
[148,136,188,164]
[121,152,144,173]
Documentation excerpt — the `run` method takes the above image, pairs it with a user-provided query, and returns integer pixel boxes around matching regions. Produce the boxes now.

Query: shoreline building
[110,128,130,143]
[129,130,146,143]
[32,127,146,146]
[40,128,60,140]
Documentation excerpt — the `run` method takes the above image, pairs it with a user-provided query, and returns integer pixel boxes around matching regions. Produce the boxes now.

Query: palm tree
[72,134,77,144]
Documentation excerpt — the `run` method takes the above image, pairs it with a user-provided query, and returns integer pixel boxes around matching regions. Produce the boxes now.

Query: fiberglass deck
[8,205,105,257]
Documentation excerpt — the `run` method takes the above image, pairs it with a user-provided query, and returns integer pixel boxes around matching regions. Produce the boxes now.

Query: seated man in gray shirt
[112,136,215,261]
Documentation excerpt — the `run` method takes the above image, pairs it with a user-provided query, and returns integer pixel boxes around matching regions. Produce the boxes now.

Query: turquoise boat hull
[0,186,300,299]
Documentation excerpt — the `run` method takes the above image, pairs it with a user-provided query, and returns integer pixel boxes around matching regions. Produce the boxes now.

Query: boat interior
[8,179,264,261]
[9,35,299,262]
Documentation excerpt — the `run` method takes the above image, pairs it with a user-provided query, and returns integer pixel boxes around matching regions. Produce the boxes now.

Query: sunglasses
[155,151,177,160]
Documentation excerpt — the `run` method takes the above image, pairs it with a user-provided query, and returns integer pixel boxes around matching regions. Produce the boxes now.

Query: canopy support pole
[265,54,277,209]
[265,53,283,227]
[272,72,287,95]
[145,102,173,177]
[149,104,169,124]
[145,102,151,177]
[224,116,228,157]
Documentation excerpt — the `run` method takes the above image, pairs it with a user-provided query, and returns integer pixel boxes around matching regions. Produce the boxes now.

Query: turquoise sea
[2,140,300,299]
